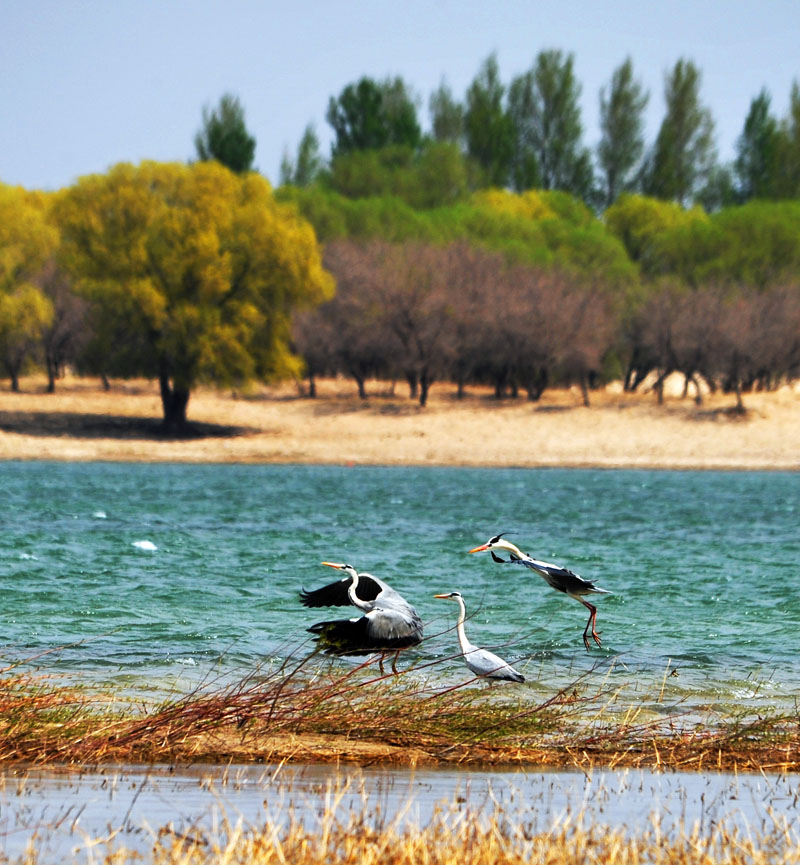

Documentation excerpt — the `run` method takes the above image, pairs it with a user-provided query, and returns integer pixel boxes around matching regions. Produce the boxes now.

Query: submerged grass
[2,650,799,771]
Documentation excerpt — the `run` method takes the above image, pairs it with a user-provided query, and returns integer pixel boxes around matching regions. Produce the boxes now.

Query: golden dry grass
[9,775,800,865]
[0,372,798,469]
[138,806,800,865]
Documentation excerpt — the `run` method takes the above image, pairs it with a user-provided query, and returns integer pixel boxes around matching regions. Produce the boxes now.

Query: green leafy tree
[597,57,649,208]
[325,141,468,208]
[644,59,716,206]
[54,161,333,430]
[735,89,780,201]
[604,193,709,278]
[280,124,324,187]
[194,93,256,174]
[429,79,464,144]
[0,184,56,390]
[464,54,514,187]
[508,49,593,201]
[326,77,421,155]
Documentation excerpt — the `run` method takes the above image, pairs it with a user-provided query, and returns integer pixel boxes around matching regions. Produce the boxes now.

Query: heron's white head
[468,533,524,559]
[321,561,358,578]
[433,591,463,602]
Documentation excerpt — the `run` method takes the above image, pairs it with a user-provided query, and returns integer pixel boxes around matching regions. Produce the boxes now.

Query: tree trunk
[525,368,548,401]
[307,371,317,398]
[580,375,590,407]
[733,381,745,413]
[46,354,57,393]
[418,371,432,407]
[160,372,190,433]
[354,373,367,399]
[405,371,418,400]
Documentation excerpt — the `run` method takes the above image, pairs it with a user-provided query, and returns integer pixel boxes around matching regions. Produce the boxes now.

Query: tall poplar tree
[508,50,593,201]
[464,54,513,187]
[280,124,324,187]
[194,93,256,174]
[326,77,421,155]
[644,59,716,206]
[735,90,779,201]
[597,58,648,208]
[429,79,464,144]
[774,81,800,198]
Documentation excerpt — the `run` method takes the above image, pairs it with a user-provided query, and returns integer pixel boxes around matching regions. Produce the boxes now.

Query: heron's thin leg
[379,655,386,675]
[391,653,399,675]
[579,599,601,650]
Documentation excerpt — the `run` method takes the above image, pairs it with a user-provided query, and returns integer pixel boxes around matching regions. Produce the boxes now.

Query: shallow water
[2,461,798,712]
[1,763,799,862]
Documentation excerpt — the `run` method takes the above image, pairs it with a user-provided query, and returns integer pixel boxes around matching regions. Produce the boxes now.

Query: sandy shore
[0,374,798,470]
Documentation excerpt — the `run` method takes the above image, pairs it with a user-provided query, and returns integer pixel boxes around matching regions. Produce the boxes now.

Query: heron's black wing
[308,614,420,656]
[515,556,603,594]
[299,575,383,608]
[299,577,352,608]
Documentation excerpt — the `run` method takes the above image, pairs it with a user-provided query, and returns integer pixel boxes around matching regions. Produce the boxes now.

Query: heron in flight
[469,533,610,650]
[301,562,423,673]
[434,591,524,682]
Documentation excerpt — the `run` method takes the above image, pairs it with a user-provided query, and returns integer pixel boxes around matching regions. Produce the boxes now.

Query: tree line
[2,52,800,427]
[293,238,800,409]
[279,53,800,211]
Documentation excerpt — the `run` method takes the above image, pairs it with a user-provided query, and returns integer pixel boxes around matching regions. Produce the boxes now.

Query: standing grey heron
[469,533,610,650]
[301,562,423,673]
[434,591,524,682]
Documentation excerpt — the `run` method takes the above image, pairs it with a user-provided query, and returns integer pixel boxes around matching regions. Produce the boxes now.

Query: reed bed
[7,786,800,865]
[139,814,800,865]
[1,651,799,771]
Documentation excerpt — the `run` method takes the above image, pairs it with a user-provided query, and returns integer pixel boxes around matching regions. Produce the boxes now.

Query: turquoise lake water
[1,462,798,714]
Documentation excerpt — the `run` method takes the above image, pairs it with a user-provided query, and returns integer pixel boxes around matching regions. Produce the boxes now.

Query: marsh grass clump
[1,652,799,770]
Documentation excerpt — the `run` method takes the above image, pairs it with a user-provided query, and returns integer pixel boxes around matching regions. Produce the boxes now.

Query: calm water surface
[1,462,798,712]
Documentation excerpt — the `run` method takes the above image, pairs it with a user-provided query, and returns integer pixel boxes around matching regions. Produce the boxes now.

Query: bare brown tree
[314,240,398,399]
[37,261,88,393]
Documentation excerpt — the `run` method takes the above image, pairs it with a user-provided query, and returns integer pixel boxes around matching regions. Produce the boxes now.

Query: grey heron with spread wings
[434,591,524,682]
[300,562,423,673]
[469,533,610,650]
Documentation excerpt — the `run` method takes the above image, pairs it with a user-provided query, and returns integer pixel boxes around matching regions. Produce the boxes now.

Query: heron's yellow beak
[321,561,344,569]
[468,544,488,553]
[433,593,450,599]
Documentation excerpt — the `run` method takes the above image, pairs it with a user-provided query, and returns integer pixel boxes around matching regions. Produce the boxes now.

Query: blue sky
[2,0,799,191]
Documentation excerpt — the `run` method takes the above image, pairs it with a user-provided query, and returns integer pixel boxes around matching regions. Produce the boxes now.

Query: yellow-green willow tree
[54,161,333,430]
[0,183,57,391]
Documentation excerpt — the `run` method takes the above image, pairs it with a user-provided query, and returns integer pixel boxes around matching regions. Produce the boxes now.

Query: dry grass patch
[2,655,799,772]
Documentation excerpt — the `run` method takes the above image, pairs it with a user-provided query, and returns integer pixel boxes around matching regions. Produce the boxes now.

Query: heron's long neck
[347,572,370,611]
[503,541,527,560]
[454,596,471,654]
